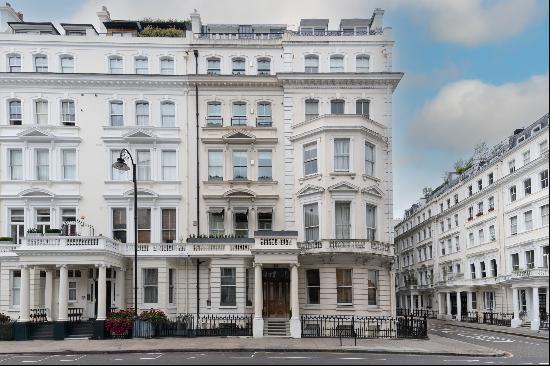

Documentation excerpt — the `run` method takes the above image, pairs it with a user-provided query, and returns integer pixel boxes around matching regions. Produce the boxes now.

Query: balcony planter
[26,229,42,237]
[44,229,62,237]
[0,237,13,244]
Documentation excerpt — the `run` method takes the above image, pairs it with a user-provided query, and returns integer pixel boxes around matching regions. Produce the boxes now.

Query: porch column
[19,266,30,322]
[531,287,540,330]
[511,287,520,328]
[437,292,444,318]
[117,268,126,310]
[97,265,107,320]
[466,292,472,312]
[252,262,263,338]
[45,270,53,321]
[58,265,68,321]
[290,263,301,338]
[446,292,452,318]
[456,290,462,321]
[546,287,549,314]
[410,294,415,311]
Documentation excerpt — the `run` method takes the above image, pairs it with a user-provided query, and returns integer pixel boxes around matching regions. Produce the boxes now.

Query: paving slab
[0,334,505,357]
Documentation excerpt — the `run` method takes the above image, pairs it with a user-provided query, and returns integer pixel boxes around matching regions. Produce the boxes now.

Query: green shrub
[139,26,184,38]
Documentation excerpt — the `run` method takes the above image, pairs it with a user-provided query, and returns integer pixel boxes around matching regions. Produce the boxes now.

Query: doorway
[90,280,112,319]
[262,268,290,318]
[460,292,468,316]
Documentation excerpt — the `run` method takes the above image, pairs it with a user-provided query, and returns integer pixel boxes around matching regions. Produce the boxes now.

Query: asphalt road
[0,324,548,365]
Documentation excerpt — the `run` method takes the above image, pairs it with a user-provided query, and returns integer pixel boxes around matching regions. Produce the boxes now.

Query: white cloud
[67,0,542,46]
[410,74,549,153]
[399,0,541,46]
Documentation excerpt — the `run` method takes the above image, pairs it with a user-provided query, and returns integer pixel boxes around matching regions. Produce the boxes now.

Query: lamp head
[112,157,130,171]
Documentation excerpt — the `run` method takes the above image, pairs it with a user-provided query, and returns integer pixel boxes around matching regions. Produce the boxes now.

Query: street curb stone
[443,322,550,341]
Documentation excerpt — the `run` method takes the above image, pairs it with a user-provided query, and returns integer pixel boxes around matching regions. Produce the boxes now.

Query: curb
[443,322,550,341]
[0,347,506,358]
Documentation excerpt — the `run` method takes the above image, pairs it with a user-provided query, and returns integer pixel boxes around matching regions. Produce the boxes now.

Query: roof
[59,23,98,34]
[340,18,371,27]
[299,19,329,27]
[103,20,140,30]
[8,22,60,34]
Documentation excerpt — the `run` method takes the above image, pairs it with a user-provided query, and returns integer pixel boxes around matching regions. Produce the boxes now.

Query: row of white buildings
[0,4,400,339]
[394,114,549,330]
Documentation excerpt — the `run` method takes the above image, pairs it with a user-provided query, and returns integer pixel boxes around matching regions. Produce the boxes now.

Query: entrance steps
[264,319,290,337]
[66,321,94,339]
[520,321,531,329]
[30,323,54,340]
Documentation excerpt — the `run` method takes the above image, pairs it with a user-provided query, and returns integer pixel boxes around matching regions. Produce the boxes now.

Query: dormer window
[330,55,344,72]
[257,58,271,75]
[60,55,74,73]
[135,56,148,74]
[207,57,220,75]
[34,55,48,72]
[109,56,123,74]
[8,54,21,72]
[232,58,245,75]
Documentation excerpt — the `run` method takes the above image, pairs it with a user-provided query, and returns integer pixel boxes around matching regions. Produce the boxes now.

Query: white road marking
[339,358,365,360]
[21,362,38,363]
[443,360,480,363]
[140,353,163,360]
[269,356,312,359]
[114,359,123,361]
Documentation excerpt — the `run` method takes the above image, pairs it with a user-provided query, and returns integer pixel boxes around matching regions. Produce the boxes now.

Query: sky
[9,0,550,219]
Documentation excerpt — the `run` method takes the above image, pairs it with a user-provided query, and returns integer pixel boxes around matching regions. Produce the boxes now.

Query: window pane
[161,102,175,127]
[335,202,351,239]
[208,150,223,181]
[331,100,345,114]
[258,150,272,180]
[162,150,177,180]
[162,208,176,243]
[304,203,319,241]
[334,138,350,171]
[136,102,149,126]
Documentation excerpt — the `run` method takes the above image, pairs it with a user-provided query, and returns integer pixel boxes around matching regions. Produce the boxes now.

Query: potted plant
[0,237,13,244]
[27,228,42,237]
[136,309,167,338]
[44,228,62,237]
[105,309,133,339]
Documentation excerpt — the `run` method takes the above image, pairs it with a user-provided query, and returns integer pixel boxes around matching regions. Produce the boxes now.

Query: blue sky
[9,0,549,218]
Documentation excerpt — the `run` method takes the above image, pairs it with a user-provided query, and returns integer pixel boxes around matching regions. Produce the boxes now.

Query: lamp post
[112,148,138,318]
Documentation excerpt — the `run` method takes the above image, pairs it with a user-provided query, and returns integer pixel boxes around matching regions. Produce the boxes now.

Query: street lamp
[112,148,138,318]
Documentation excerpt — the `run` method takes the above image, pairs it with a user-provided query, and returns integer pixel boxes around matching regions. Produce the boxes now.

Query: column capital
[95,263,109,269]
[56,264,67,269]
[290,263,300,269]
[18,264,31,269]
[253,262,263,268]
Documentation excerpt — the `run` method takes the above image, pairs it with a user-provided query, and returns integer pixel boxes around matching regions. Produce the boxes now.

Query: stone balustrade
[297,239,394,257]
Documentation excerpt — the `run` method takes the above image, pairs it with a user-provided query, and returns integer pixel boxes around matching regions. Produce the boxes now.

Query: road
[0,323,547,365]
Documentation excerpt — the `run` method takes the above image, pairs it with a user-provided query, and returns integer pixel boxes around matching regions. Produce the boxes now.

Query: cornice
[278,72,403,91]
[291,125,387,144]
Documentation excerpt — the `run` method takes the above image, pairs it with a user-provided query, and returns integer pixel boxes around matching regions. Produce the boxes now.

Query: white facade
[0,5,401,338]
[395,114,549,330]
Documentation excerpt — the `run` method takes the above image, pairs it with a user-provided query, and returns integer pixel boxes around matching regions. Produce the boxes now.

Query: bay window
[334,138,350,171]
[112,208,127,243]
[137,208,151,243]
[365,143,375,176]
[161,208,176,243]
[303,142,318,176]
[161,150,177,181]
[234,209,249,238]
[208,150,223,181]
[366,204,376,240]
[258,150,272,180]
[208,209,224,236]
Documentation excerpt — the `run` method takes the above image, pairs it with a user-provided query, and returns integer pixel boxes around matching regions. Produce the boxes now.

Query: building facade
[395,114,549,330]
[0,4,401,339]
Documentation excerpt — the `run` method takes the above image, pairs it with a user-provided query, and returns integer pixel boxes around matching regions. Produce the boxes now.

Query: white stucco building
[0,4,401,339]
[395,114,549,330]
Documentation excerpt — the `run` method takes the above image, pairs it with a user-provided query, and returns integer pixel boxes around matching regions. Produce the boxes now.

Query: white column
[19,266,30,322]
[437,292,444,319]
[290,264,301,338]
[58,265,69,321]
[531,287,540,330]
[45,270,53,321]
[410,294,415,311]
[446,292,452,319]
[467,292,473,312]
[117,268,126,310]
[511,288,520,328]
[456,291,462,321]
[97,265,107,320]
[546,287,549,314]
[252,262,263,338]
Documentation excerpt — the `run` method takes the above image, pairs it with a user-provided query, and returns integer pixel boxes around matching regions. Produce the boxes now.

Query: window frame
[306,269,320,305]
[336,268,353,305]
[142,268,158,304]
[220,267,237,306]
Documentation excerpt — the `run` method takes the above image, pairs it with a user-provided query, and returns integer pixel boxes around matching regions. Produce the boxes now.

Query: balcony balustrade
[297,239,393,257]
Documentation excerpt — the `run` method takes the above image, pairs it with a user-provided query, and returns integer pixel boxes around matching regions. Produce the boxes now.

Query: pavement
[0,334,506,357]
[434,319,549,340]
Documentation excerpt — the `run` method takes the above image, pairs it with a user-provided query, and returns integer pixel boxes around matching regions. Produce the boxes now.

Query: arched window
[231,102,247,126]
[7,54,21,72]
[330,99,345,115]
[60,55,74,73]
[257,102,272,127]
[60,99,76,126]
[160,57,174,75]
[135,56,148,74]
[135,101,149,126]
[356,99,370,118]
[206,102,222,126]
[34,54,48,72]
[207,57,221,75]
[257,58,271,75]
[8,99,22,125]
[232,58,245,75]
[305,99,319,120]
[160,101,175,127]
[330,55,344,72]
[305,55,319,73]
[109,56,123,74]
[110,101,123,126]
[356,55,370,73]
[34,99,48,124]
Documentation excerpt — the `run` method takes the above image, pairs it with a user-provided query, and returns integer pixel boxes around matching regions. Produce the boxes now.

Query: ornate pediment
[18,188,54,198]
[17,128,53,140]
[328,181,360,192]
[123,188,158,197]
[361,185,384,198]
[222,130,256,143]
[296,184,325,197]
[123,129,155,140]
[223,188,256,198]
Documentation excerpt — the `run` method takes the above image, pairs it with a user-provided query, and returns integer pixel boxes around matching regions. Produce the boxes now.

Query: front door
[86,279,96,319]
[460,292,468,316]
[262,268,290,318]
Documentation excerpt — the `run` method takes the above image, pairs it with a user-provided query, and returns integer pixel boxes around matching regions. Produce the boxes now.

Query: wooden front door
[262,268,290,318]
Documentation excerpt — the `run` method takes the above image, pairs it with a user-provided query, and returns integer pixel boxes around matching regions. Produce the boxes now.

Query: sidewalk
[432,319,549,340]
[0,334,506,357]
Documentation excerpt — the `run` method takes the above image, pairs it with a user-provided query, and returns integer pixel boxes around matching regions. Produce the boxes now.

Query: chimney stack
[96,5,110,33]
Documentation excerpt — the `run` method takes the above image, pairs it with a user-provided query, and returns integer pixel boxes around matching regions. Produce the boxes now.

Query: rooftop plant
[139,25,184,38]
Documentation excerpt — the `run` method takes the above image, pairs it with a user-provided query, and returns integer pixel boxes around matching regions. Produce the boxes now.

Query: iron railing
[482,311,513,327]
[541,311,549,330]
[396,308,438,319]
[301,314,427,339]
[462,311,480,323]
[68,307,83,322]
[30,308,48,323]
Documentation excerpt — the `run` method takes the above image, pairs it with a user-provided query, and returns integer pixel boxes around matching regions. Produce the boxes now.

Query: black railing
[231,117,247,126]
[301,314,427,339]
[462,311,479,323]
[482,311,513,327]
[205,117,223,126]
[198,33,283,40]
[256,117,272,127]
[541,311,549,330]
[194,314,253,336]
[396,308,438,319]
[68,307,83,322]
[30,308,48,323]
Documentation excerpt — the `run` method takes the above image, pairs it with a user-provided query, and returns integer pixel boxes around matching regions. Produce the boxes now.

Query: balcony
[297,239,393,256]
[498,268,549,283]
[197,32,283,40]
